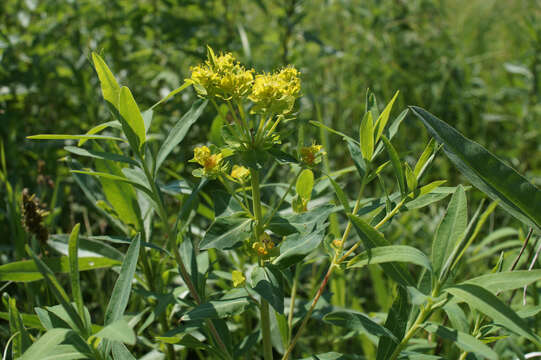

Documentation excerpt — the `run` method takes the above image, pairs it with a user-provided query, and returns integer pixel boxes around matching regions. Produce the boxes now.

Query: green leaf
[118,86,146,148]
[67,224,85,330]
[92,52,120,108]
[323,310,397,341]
[94,159,142,230]
[251,266,284,314]
[0,312,44,330]
[64,146,137,166]
[200,214,252,250]
[463,270,541,294]
[26,246,86,333]
[348,214,415,286]
[431,185,467,278]
[150,81,191,110]
[375,90,399,142]
[327,175,351,212]
[267,205,334,236]
[155,99,208,174]
[404,163,417,193]
[347,245,432,271]
[360,112,374,160]
[8,297,32,357]
[27,134,124,142]
[411,106,541,233]
[112,343,136,360]
[421,322,497,360]
[309,121,358,145]
[296,169,314,201]
[104,234,141,326]
[376,285,410,360]
[181,290,251,321]
[20,328,72,360]
[381,135,405,196]
[445,284,541,344]
[272,229,325,269]
[94,319,136,345]
[69,170,150,195]
[413,138,436,179]
[346,139,366,180]
[77,121,120,146]
[299,353,363,360]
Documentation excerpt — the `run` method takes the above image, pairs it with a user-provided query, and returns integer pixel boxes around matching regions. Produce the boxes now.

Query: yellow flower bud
[190,146,224,176]
[231,165,250,181]
[232,270,246,287]
[252,242,268,256]
[300,143,324,166]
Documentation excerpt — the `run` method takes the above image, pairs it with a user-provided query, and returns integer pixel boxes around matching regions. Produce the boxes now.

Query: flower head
[252,232,275,256]
[300,143,325,166]
[231,165,250,182]
[249,66,301,115]
[190,145,225,177]
[189,47,254,100]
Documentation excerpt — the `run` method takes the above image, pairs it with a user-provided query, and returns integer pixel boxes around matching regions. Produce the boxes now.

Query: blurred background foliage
[1,0,540,354]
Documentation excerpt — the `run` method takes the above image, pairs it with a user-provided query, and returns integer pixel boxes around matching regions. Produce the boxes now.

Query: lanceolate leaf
[251,266,284,314]
[431,185,467,278]
[348,214,415,286]
[181,290,252,321]
[381,135,405,196]
[94,319,136,345]
[155,99,208,173]
[411,106,541,233]
[347,245,432,271]
[296,169,314,200]
[200,214,252,250]
[67,224,85,329]
[360,111,374,160]
[323,310,397,341]
[92,52,120,108]
[375,90,399,142]
[376,285,410,360]
[20,328,73,360]
[272,229,325,269]
[445,284,541,344]
[118,86,146,148]
[346,139,367,180]
[421,322,497,360]
[104,234,141,325]
[463,270,541,294]
[64,146,138,166]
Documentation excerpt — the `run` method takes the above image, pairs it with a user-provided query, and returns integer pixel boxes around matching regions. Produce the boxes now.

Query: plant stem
[140,158,231,359]
[282,179,367,360]
[388,304,431,360]
[250,168,273,360]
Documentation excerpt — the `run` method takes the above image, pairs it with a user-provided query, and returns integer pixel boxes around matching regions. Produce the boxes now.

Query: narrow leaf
[20,329,72,360]
[431,185,467,278]
[421,322,497,360]
[360,112,374,160]
[376,285,410,360]
[68,224,85,329]
[296,169,314,201]
[155,99,207,173]
[27,134,124,142]
[118,86,146,148]
[272,229,325,269]
[92,52,120,108]
[200,215,252,250]
[463,270,541,294]
[251,266,284,313]
[348,214,415,286]
[445,284,541,344]
[381,135,405,196]
[94,319,136,345]
[375,90,399,141]
[323,310,397,341]
[104,234,141,325]
[347,245,432,271]
[411,106,541,232]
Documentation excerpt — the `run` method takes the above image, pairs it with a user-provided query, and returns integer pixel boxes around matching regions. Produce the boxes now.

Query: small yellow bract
[232,270,246,287]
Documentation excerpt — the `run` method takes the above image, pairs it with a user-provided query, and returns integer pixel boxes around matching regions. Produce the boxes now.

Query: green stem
[140,158,231,359]
[282,178,367,360]
[250,168,273,360]
[388,305,431,360]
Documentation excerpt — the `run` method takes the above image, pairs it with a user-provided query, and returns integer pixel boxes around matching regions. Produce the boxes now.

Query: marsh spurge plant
[7,47,541,359]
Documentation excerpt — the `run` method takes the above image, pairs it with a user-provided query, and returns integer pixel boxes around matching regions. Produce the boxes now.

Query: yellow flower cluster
[190,146,224,176]
[190,50,254,100]
[252,232,274,256]
[230,165,250,182]
[189,47,301,116]
[300,143,325,166]
[249,66,301,115]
